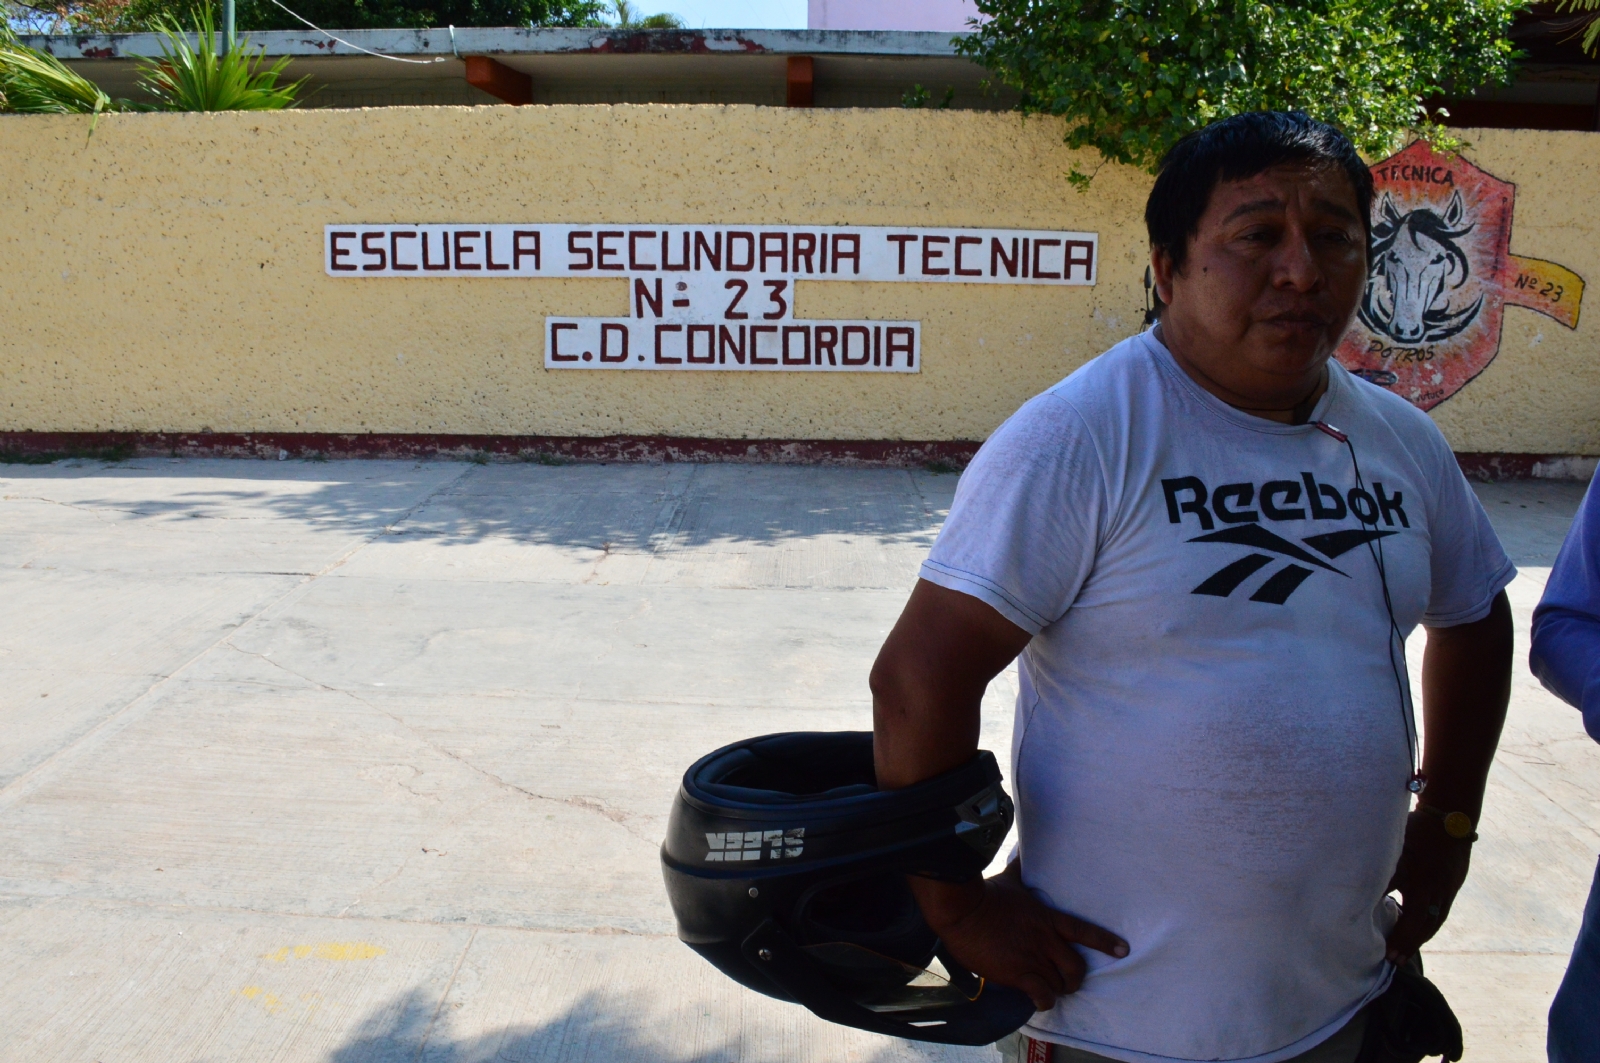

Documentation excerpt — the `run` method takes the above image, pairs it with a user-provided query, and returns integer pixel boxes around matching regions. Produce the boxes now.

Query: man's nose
[1272,227,1323,292]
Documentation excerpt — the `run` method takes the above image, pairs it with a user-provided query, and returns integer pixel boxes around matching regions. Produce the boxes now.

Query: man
[871,112,1515,1063]
[1530,467,1600,1063]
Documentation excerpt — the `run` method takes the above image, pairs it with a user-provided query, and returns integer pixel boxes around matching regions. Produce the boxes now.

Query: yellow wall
[0,107,1594,451]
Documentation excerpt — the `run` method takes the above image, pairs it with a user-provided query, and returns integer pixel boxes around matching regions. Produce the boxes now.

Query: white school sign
[325,224,1099,373]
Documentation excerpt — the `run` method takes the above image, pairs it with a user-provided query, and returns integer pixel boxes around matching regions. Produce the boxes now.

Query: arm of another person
[1386,589,1513,963]
[871,579,1128,1011]
[1530,475,1600,738]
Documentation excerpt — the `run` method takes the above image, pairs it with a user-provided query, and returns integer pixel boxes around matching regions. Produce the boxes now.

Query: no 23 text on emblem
[1336,141,1584,410]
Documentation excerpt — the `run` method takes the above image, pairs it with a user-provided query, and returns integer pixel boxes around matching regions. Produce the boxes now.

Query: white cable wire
[262,0,448,63]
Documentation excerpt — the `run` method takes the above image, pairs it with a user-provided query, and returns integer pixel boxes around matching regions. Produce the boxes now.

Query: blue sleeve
[1530,468,1600,742]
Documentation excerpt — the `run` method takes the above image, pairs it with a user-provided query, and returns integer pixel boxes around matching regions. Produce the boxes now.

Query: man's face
[1153,163,1368,396]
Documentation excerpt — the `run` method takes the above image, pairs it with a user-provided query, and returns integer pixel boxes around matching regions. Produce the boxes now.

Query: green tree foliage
[6,0,211,33]
[4,0,682,33]
[957,0,1526,182]
[900,83,954,108]
[233,0,607,31]
[2,0,610,32]
[608,0,681,28]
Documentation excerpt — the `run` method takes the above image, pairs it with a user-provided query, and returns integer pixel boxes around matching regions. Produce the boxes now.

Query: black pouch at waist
[1355,955,1464,1063]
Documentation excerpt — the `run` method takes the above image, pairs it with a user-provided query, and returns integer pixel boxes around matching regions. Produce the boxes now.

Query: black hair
[1144,111,1373,276]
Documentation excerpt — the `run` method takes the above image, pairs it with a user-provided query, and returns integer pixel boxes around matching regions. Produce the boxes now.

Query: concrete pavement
[0,458,1592,1062]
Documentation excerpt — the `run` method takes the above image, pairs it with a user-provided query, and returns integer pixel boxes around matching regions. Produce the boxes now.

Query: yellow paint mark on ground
[314,941,386,960]
[236,986,286,1014]
[261,941,387,963]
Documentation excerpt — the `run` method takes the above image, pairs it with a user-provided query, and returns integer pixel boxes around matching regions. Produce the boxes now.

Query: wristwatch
[1417,805,1479,842]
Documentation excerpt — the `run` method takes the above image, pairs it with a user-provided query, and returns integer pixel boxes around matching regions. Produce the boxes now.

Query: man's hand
[1385,809,1474,964]
[910,865,1128,1011]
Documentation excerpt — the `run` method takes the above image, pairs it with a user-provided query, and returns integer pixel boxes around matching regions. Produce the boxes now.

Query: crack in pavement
[226,645,658,846]
[638,464,698,586]
[580,541,615,585]
[0,465,477,812]
[1,494,116,522]
[330,791,495,920]
[1487,755,1600,846]
[337,844,425,919]
[0,890,672,936]
[905,467,937,525]
[415,926,477,1062]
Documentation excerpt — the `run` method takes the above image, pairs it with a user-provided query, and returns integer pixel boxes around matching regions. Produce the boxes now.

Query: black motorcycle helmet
[660,731,1033,1045]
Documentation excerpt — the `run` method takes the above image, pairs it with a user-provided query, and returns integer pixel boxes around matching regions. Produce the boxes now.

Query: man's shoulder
[1029,333,1156,423]
[967,336,1161,491]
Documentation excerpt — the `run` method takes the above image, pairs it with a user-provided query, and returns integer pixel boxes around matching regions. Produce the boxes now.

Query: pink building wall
[807,0,979,32]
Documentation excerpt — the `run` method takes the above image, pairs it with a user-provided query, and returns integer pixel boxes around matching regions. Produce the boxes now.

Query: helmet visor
[800,942,986,1014]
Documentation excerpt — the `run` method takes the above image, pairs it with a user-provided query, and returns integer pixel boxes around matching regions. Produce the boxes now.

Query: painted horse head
[1359,191,1483,344]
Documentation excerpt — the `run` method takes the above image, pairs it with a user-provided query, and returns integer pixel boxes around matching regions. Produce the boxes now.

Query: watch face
[1443,811,1474,839]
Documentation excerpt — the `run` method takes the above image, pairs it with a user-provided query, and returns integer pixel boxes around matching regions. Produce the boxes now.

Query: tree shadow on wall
[326,987,993,1063]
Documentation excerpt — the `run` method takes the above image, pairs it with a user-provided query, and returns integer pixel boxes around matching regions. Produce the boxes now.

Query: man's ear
[1150,245,1178,308]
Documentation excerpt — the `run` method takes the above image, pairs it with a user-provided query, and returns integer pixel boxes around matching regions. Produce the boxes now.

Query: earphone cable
[1340,435,1422,793]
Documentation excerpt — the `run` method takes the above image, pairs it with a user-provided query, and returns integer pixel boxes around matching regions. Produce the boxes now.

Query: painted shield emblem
[1336,141,1585,410]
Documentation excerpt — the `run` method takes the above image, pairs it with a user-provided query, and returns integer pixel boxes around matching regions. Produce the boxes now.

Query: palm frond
[0,23,116,114]
[137,7,306,111]
[1556,0,1600,56]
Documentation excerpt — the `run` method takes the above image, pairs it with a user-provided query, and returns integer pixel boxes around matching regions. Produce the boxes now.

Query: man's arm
[1531,476,1600,738]
[872,579,1128,1010]
[873,580,1032,787]
[1386,589,1513,963]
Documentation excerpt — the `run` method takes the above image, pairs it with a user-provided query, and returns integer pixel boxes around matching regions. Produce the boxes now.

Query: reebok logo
[1162,474,1404,605]
[1162,473,1409,531]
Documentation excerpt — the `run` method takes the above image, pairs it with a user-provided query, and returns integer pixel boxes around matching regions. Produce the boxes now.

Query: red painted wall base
[0,432,1592,480]
[0,432,980,469]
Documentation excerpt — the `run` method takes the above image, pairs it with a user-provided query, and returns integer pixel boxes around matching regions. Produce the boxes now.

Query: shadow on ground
[0,460,958,553]
[5,458,1578,569]
[325,988,976,1063]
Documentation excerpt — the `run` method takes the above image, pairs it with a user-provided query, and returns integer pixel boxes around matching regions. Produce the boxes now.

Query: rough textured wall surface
[1422,130,1599,455]
[0,109,1593,451]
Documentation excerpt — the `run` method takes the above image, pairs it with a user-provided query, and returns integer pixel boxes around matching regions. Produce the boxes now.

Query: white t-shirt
[921,331,1515,1063]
